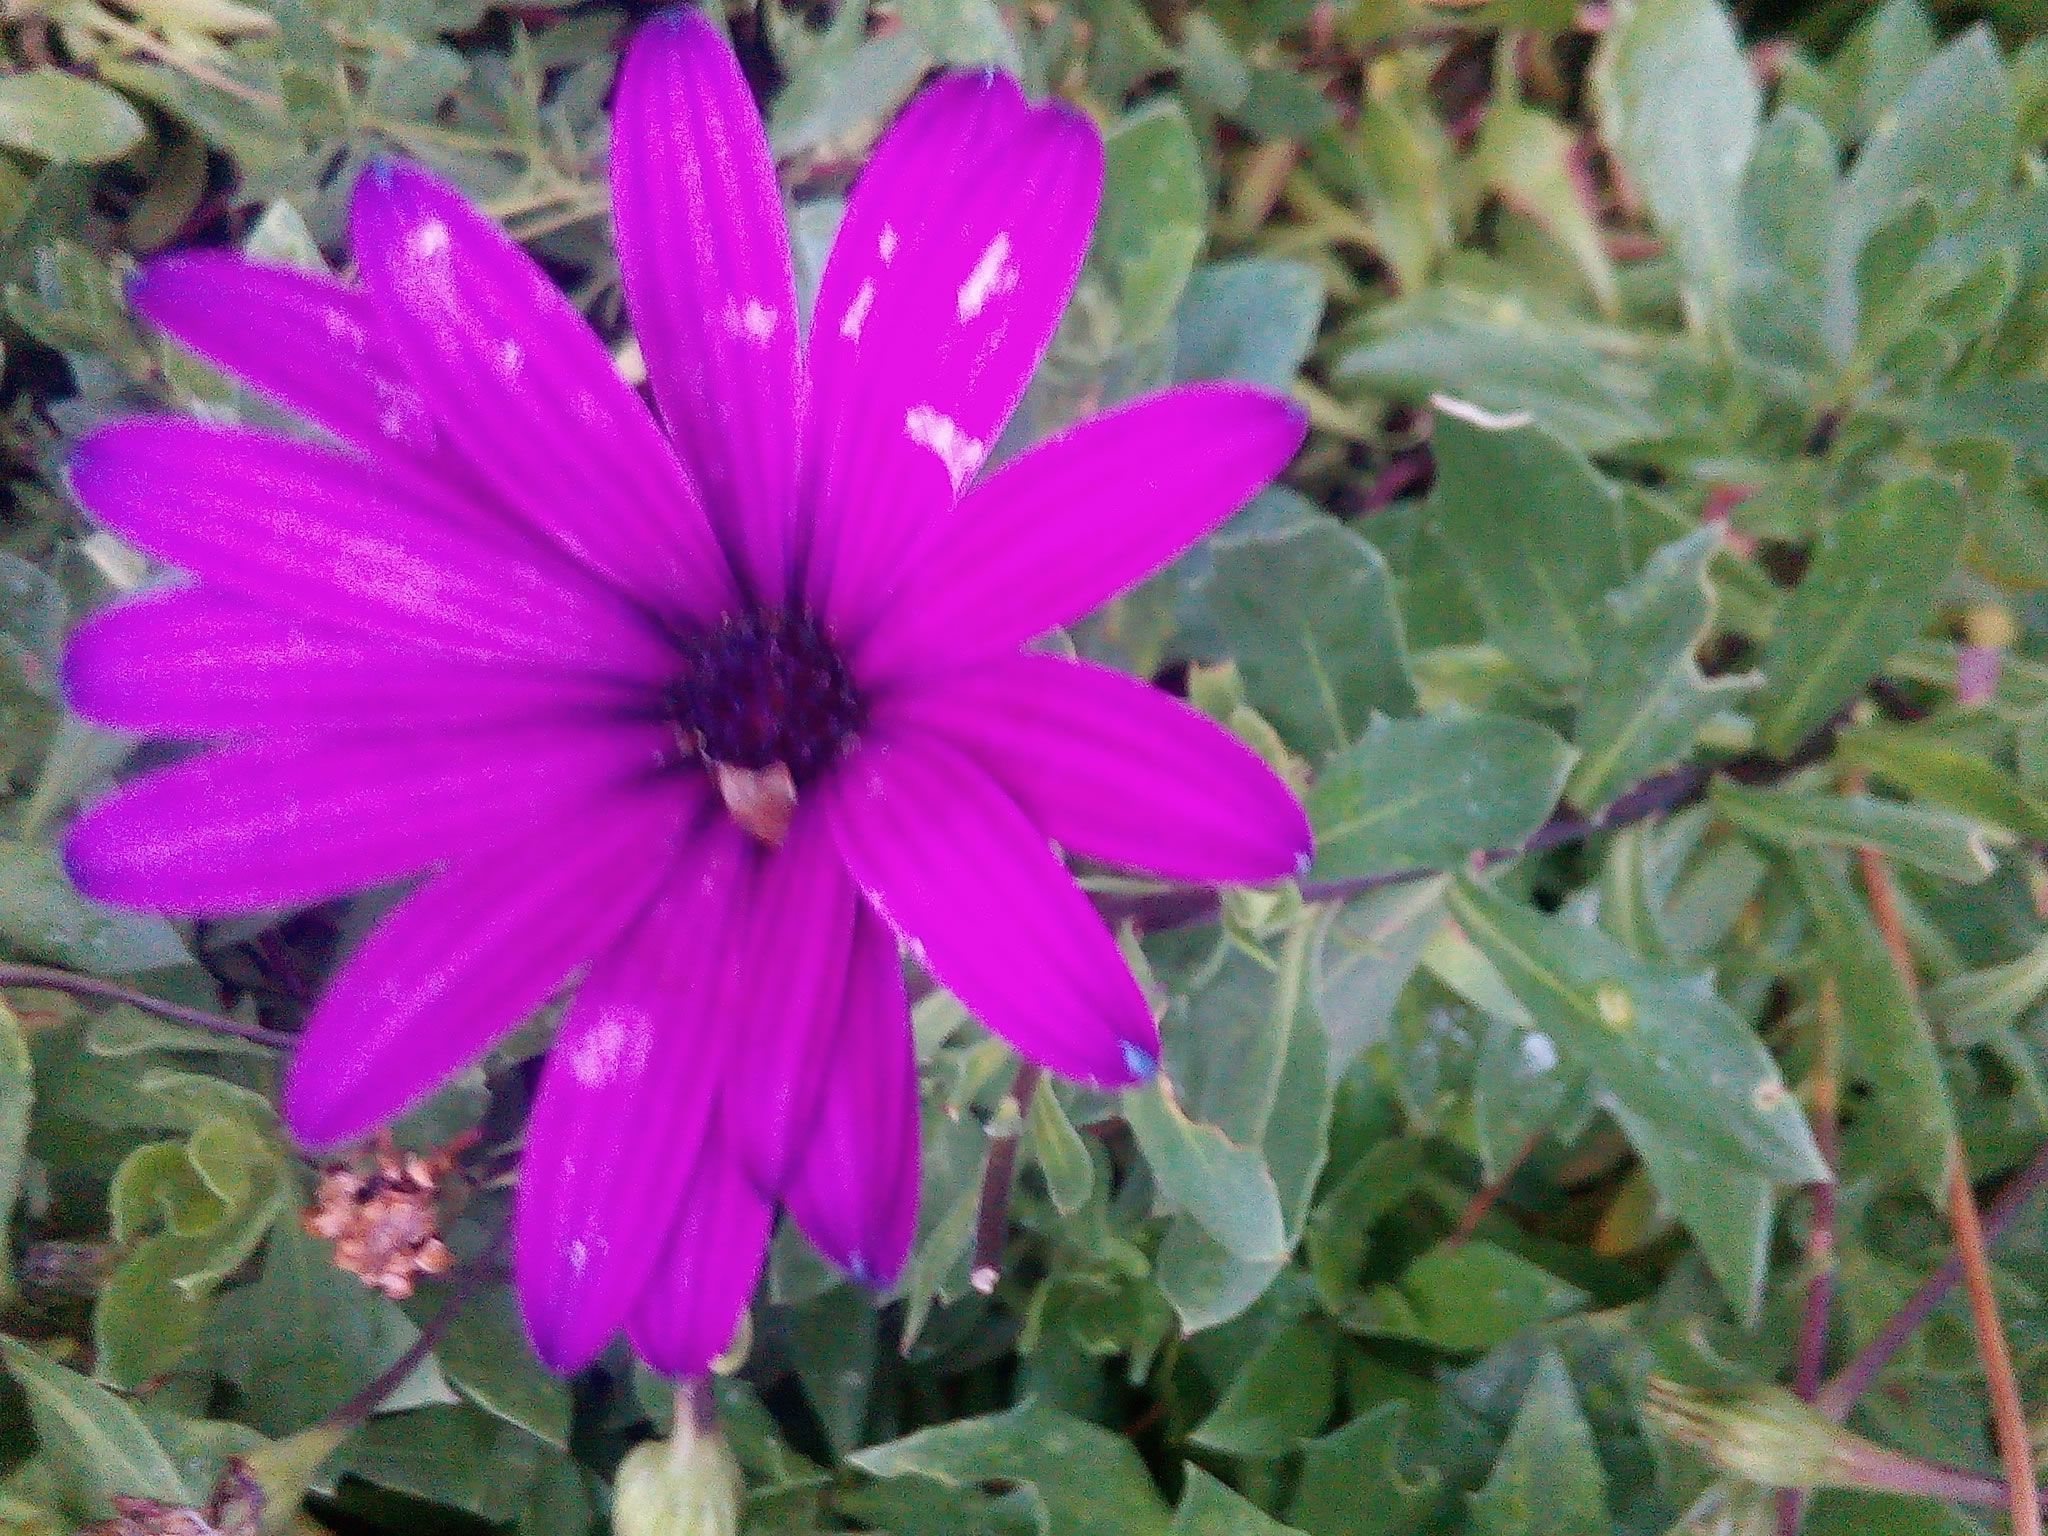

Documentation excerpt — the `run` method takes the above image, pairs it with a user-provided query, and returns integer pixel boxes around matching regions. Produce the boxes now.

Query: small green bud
[1644,1379,1887,1489]
[1643,1378,1993,1507]
[613,1385,743,1536]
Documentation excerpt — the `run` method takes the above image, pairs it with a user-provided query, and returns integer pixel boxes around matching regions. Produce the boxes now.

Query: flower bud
[1644,1379,1890,1490]
[613,1386,743,1536]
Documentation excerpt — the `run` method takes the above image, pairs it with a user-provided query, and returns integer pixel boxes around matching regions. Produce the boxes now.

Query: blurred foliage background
[3,0,2048,1531]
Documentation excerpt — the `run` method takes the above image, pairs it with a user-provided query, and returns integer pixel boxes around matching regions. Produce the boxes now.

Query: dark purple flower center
[668,608,864,786]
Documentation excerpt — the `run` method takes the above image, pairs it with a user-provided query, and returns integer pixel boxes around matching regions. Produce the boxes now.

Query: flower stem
[1855,847,2042,1536]
[0,962,293,1050]
[970,1063,1042,1295]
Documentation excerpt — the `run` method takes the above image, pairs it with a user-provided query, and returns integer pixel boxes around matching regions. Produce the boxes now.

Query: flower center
[668,608,865,799]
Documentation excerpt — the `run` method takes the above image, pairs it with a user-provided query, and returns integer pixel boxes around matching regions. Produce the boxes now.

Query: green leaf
[1208,495,1417,757]
[1026,1084,1095,1218]
[766,31,929,160]
[1824,28,2014,358]
[1925,935,2048,1045]
[1596,0,1757,320]
[1607,1101,1775,1322]
[214,1222,456,1436]
[1789,851,1956,1201]
[1171,1468,1307,1535]
[1363,1240,1587,1353]
[1754,475,1966,757]
[1333,289,1667,455]
[1568,528,1758,813]
[1713,781,2008,884]
[1731,108,1836,375]
[1307,714,1575,879]
[0,70,147,164]
[1446,878,1826,1186]
[0,1006,30,1306]
[1477,91,1615,314]
[1424,415,1632,686]
[1126,1076,1285,1262]
[1468,1350,1610,1536]
[1838,723,2048,842]
[96,1117,291,1388]
[0,841,191,975]
[1190,1315,1339,1458]
[1291,1402,1454,1536]
[851,1400,1173,1536]
[0,1335,187,1518]
[326,1402,545,1524]
[1173,258,1325,390]
[433,1284,571,1451]
[1313,879,1448,1075]
[1156,928,1332,1329]
[1097,98,1207,342]
[897,0,1021,72]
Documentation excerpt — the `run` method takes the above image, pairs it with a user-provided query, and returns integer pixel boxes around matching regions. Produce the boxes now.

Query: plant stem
[325,1232,500,1429]
[969,1063,1043,1295]
[0,962,293,1050]
[1107,763,1712,932]
[1856,847,2042,1536]
[1779,976,1845,1536]
[1819,1136,2048,1419]
[1944,1155,2041,1536]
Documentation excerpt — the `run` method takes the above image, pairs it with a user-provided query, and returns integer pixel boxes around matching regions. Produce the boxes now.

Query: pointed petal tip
[518,1271,614,1376]
[844,1247,904,1291]
[1121,1040,1160,1082]
[278,1067,374,1155]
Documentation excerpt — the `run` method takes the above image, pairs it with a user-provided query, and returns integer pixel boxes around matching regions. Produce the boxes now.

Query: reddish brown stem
[1856,848,2042,1536]
[970,1063,1043,1294]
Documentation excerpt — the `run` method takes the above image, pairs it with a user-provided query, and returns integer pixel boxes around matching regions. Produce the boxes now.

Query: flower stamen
[669,609,863,841]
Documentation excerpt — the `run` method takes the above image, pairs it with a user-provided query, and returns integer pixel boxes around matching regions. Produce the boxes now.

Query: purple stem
[1817,1138,2048,1421]
[1105,764,1710,932]
[970,1062,1043,1294]
[0,961,293,1050]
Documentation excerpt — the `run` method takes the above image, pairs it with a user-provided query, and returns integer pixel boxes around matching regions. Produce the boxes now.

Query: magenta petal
[351,159,733,617]
[855,385,1307,680]
[518,822,752,1372]
[882,654,1312,883]
[803,80,1102,635]
[782,901,918,1286]
[821,731,1158,1089]
[64,720,671,914]
[612,11,802,598]
[282,779,693,1145]
[63,587,640,737]
[68,420,675,678]
[719,811,860,1193]
[627,1136,774,1378]
[129,253,439,459]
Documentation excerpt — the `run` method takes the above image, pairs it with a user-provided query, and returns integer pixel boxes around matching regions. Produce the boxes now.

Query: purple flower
[59,10,1310,1376]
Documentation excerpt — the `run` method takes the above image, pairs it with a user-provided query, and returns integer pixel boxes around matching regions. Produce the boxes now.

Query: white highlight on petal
[409,219,450,262]
[878,225,899,264]
[568,1018,628,1087]
[321,306,367,351]
[840,281,876,341]
[494,339,523,379]
[904,405,986,496]
[957,232,1015,322]
[726,297,780,344]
